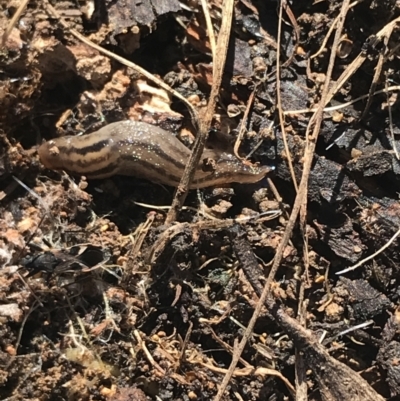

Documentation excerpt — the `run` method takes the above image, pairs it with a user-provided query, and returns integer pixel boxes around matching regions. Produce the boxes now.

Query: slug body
[38,120,270,188]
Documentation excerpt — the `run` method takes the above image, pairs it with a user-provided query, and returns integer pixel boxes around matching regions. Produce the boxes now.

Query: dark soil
[1,1,400,400]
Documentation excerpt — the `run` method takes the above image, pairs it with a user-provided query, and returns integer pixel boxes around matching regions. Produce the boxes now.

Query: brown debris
[1,0,400,400]
[268,296,386,401]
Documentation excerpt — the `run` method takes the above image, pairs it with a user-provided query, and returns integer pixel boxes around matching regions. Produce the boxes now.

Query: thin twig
[133,329,166,375]
[1,0,30,47]
[310,0,359,60]
[283,85,400,115]
[276,1,298,192]
[200,0,216,59]
[325,16,400,104]
[336,225,400,275]
[281,0,300,69]
[15,301,40,353]
[385,76,400,159]
[165,0,235,224]
[295,280,308,401]
[333,320,374,340]
[360,35,388,120]
[233,89,256,160]
[213,1,352,399]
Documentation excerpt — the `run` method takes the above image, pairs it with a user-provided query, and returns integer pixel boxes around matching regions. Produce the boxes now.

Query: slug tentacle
[38,120,271,188]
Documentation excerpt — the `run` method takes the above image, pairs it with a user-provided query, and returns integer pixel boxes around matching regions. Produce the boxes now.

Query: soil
[1,1,400,400]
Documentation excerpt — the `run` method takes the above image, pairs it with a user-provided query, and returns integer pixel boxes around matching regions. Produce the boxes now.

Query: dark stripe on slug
[39,120,269,187]
[116,138,188,171]
[119,155,182,184]
[61,139,111,156]
[51,138,187,178]
[61,153,113,170]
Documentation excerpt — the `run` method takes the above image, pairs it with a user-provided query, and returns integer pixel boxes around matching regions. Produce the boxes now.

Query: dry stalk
[276,1,298,192]
[1,0,30,47]
[233,89,256,160]
[199,0,216,58]
[165,0,235,223]
[213,0,352,399]
[336,225,400,275]
[133,329,166,375]
[386,77,400,159]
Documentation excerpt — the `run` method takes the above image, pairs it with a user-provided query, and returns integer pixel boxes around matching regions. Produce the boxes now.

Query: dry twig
[165,0,235,224]
[1,0,30,47]
[199,0,216,59]
[336,225,400,275]
[276,0,298,192]
[267,297,385,401]
[213,1,352,399]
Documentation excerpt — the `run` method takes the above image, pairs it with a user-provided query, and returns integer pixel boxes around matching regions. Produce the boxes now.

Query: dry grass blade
[126,213,155,260]
[283,85,400,115]
[1,0,30,47]
[276,0,298,192]
[336,225,400,275]
[213,1,352,399]
[359,37,386,120]
[386,77,400,159]
[281,0,300,69]
[294,281,308,401]
[325,16,400,106]
[165,0,235,224]
[133,329,166,375]
[359,15,400,121]
[233,89,256,160]
[310,0,359,60]
[200,0,216,59]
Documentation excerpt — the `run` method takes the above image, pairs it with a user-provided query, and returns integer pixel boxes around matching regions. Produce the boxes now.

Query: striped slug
[38,120,271,188]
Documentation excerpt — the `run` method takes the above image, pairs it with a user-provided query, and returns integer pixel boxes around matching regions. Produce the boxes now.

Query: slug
[38,120,271,188]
